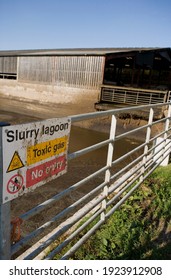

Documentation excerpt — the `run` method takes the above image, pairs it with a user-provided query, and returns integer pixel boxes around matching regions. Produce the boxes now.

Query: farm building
[0,48,171,112]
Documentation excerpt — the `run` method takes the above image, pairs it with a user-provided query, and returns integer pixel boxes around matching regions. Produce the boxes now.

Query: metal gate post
[101,114,116,221]
[0,123,11,260]
[162,104,171,161]
[140,108,154,181]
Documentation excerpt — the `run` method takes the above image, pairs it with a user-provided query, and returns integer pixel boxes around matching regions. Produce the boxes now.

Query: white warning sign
[1,117,71,204]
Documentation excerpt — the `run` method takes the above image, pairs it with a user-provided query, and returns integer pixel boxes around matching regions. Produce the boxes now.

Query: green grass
[69,164,171,260]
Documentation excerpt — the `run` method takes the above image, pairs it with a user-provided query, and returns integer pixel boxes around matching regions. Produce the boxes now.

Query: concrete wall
[0,79,100,111]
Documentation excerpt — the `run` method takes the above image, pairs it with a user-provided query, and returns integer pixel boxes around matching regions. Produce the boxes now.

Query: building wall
[18,56,104,89]
[0,56,17,74]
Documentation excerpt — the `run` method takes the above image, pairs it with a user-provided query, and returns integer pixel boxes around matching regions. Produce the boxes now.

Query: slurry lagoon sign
[1,117,71,203]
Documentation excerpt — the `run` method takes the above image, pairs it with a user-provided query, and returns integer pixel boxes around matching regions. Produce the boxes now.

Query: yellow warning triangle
[7,151,24,173]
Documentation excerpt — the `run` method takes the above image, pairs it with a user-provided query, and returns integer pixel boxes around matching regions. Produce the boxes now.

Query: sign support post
[0,123,11,260]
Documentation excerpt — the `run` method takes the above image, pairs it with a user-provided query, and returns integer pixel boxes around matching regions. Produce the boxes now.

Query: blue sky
[0,0,171,50]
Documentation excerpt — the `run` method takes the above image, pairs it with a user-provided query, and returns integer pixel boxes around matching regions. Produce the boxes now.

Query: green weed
[69,164,171,260]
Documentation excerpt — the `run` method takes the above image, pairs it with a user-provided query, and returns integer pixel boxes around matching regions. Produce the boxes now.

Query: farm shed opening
[103,48,171,90]
[95,48,171,111]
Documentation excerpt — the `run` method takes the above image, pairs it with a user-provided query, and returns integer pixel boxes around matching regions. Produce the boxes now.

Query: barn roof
[0,47,170,57]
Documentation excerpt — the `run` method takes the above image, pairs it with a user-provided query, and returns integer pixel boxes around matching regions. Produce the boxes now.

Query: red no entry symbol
[7,174,24,194]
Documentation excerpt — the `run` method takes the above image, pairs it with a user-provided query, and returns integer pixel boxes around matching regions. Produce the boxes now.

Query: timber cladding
[18,56,104,89]
[0,56,17,74]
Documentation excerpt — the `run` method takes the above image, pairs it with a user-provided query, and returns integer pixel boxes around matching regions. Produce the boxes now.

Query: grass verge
[67,164,171,260]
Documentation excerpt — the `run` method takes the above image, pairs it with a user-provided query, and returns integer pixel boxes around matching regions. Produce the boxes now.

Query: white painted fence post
[140,108,154,181]
[154,104,171,166]
[101,114,116,221]
[163,104,171,165]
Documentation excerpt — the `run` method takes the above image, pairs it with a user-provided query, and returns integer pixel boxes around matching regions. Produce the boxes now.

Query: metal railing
[100,85,169,105]
[1,103,171,260]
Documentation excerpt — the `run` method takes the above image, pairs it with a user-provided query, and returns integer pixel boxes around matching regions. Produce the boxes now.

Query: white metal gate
[0,103,171,260]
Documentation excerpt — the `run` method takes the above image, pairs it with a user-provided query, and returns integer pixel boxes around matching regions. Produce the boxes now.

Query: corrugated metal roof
[0,47,168,57]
